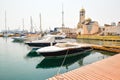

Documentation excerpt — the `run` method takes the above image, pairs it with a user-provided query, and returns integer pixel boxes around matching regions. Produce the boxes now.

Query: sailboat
[12,19,27,42]
[25,13,75,47]
[3,11,14,37]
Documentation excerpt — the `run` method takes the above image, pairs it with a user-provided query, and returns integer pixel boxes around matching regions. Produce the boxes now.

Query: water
[0,38,115,80]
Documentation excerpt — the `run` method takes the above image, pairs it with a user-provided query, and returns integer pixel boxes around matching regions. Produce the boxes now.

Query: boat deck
[48,54,120,80]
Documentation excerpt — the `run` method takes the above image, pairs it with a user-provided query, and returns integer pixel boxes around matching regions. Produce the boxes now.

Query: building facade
[77,8,100,35]
[54,27,77,38]
[104,22,120,36]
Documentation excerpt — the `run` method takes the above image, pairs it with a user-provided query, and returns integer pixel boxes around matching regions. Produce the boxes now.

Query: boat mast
[62,4,65,28]
[22,18,24,32]
[30,16,33,33]
[5,11,7,33]
[39,13,42,33]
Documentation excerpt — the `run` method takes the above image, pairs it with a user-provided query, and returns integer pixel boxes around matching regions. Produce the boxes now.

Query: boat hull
[26,42,56,47]
[38,47,92,57]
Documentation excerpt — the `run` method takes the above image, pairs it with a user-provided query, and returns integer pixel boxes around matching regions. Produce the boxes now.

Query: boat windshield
[41,34,65,40]
[55,36,64,40]
[55,43,77,47]
[41,35,55,42]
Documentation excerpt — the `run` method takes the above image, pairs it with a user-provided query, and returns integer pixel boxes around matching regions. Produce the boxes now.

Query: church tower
[77,8,85,29]
[80,8,85,23]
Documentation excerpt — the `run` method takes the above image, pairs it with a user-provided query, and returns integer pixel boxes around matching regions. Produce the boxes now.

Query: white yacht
[25,34,68,47]
[36,42,92,57]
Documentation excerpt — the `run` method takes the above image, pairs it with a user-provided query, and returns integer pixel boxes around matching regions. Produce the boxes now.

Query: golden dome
[86,18,92,22]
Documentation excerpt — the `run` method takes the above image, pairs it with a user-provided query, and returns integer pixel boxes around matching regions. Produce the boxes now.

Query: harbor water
[0,38,116,80]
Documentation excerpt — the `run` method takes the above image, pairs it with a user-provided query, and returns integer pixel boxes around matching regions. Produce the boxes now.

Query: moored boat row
[12,32,92,57]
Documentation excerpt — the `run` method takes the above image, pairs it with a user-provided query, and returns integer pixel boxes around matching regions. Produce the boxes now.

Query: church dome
[86,18,92,22]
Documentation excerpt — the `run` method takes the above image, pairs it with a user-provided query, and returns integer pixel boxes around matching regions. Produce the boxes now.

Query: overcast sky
[0,0,120,31]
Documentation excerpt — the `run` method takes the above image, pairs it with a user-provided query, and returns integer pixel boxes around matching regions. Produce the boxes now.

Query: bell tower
[80,8,85,23]
[77,8,85,29]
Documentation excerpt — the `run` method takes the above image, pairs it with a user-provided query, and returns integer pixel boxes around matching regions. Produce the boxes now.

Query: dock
[48,53,120,80]
[92,45,120,53]
[77,35,120,41]
[81,43,120,53]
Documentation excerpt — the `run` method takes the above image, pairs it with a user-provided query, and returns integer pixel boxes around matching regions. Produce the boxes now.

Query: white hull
[36,43,92,57]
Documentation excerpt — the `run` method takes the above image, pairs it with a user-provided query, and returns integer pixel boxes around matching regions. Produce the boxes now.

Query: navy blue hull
[39,47,92,57]
[26,42,56,47]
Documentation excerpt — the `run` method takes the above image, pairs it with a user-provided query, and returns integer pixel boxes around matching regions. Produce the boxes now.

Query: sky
[0,0,120,32]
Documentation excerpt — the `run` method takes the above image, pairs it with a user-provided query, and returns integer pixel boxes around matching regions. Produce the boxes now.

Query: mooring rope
[57,50,69,75]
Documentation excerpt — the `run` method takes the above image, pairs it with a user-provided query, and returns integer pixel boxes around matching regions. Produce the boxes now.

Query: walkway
[48,54,120,80]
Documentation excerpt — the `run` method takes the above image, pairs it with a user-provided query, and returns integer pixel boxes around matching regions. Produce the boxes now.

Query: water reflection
[12,39,24,43]
[36,51,91,69]
[2,37,8,43]
[98,50,115,56]
[26,50,41,58]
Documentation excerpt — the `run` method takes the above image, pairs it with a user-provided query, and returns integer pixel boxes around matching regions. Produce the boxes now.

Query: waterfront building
[104,22,120,36]
[54,27,77,38]
[111,22,116,26]
[77,8,100,35]
[117,22,120,26]
[62,27,77,38]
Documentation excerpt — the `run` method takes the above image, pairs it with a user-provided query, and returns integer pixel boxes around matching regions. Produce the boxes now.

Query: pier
[92,45,120,53]
[77,35,120,41]
[48,53,120,80]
